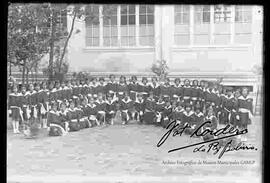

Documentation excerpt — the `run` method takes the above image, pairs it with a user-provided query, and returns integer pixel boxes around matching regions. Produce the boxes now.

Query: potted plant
[151,59,169,82]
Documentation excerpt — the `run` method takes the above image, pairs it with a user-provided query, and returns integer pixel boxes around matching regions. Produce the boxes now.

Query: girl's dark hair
[120,75,126,80]
[192,80,199,86]
[142,77,148,82]
[175,78,180,82]
[27,83,34,90]
[241,87,249,93]
[109,74,115,79]
[152,76,157,81]
[131,75,137,81]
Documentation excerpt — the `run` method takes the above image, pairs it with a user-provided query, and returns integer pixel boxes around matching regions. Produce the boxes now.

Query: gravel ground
[7,116,262,183]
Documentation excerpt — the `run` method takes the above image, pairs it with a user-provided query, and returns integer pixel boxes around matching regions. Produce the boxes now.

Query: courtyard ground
[7,116,262,183]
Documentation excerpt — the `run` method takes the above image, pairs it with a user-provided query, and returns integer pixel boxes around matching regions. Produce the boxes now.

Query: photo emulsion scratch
[7,4,263,183]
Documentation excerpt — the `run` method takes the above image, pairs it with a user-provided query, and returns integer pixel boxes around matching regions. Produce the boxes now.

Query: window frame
[235,6,252,23]
[194,5,210,24]
[103,5,118,47]
[174,5,190,25]
[214,5,232,23]
[85,4,100,47]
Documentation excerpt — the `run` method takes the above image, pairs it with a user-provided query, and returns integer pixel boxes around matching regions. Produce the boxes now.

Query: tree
[151,60,169,81]
[8,4,50,84]
[40,4,84,81]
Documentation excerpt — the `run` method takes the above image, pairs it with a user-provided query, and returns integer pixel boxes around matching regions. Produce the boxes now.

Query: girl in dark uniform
[106,74,118,100]
[191,80,201,109]
[40,82,49,129]
[20,85,30,131]
[194,104,204,130]
[8,85,22,133]
[80,97,92,129]
[134,93,145,123]
[106,94,117,125]
[120,91,133,125]
[67,100,81,132]
[86,97,99,126]
[96,77,107,96]
[35,83,43,128]
[237,87,253,142]
[90,77,99,99]
[28,83,38,126]
[117,75,128,102]
[183,103,195,135]
[159,78,171,102]
[139,77,150,100]
[48,102,69,136]
[197,80,205,112]
[162,100,172,128]
[95,92,107,125]
[171,78,182,103]
[202,107,218,141]
[128,75,139,101]
[203,81,211,114]
[143,91,156,125]
[172,101,185,124]
[155,96,165,126]
[183,79,192,106]
[149,76,160,101]
[218,87,228,126]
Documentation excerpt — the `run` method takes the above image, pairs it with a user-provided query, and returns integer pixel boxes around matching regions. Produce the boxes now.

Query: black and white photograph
[7,3,263,182]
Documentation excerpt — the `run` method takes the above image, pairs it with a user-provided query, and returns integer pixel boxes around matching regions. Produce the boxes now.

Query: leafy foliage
[252,64,262,75]
[8,4,50,67]
[151,60,169,80]
[72,72,91,81]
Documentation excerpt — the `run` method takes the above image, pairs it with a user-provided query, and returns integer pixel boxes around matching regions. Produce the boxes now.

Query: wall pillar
[154,5,162,62]
[161,5,174,65]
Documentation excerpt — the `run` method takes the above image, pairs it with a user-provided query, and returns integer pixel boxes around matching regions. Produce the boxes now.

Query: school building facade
[67,5,261,73]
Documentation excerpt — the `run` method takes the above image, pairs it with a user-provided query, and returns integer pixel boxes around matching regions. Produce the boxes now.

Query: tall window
[139,5,154,46]
[213,5,231,44]
[103,5,118,47]
[174,5,190,45]
[175,5,190,24]
[235,6,252,23]
[194,5,211,45]
[120,5,136,46]
[84,4,155,48]
[235,6,252,44]
[214,5,232,23]
[85,5,100,47]
[194,5,210,23]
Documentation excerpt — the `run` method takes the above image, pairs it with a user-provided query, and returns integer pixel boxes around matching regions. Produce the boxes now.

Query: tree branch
[58,10,77,73]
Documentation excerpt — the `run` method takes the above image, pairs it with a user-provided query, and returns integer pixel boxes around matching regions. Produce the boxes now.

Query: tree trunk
[35,62,37,82]
[48,9,55,81]
[22,60,26,85]
[26,69,29,85]
[9,61,12,77]
[31,71,34,83]
[58,11,77,73]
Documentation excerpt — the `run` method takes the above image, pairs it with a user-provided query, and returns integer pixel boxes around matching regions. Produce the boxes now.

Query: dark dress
[48,110,68,136]
[143,97,156,124]
[237,95,253,129]
[67,108,81,132]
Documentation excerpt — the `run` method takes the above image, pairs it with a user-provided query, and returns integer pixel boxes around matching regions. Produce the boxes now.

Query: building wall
[67,5,262,74]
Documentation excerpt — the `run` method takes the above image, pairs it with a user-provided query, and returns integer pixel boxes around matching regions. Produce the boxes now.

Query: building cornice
[172,44,252,52]
[83,47,155,53]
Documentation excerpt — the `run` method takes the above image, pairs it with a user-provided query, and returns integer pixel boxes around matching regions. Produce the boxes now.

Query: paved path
[7,116,262,183]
